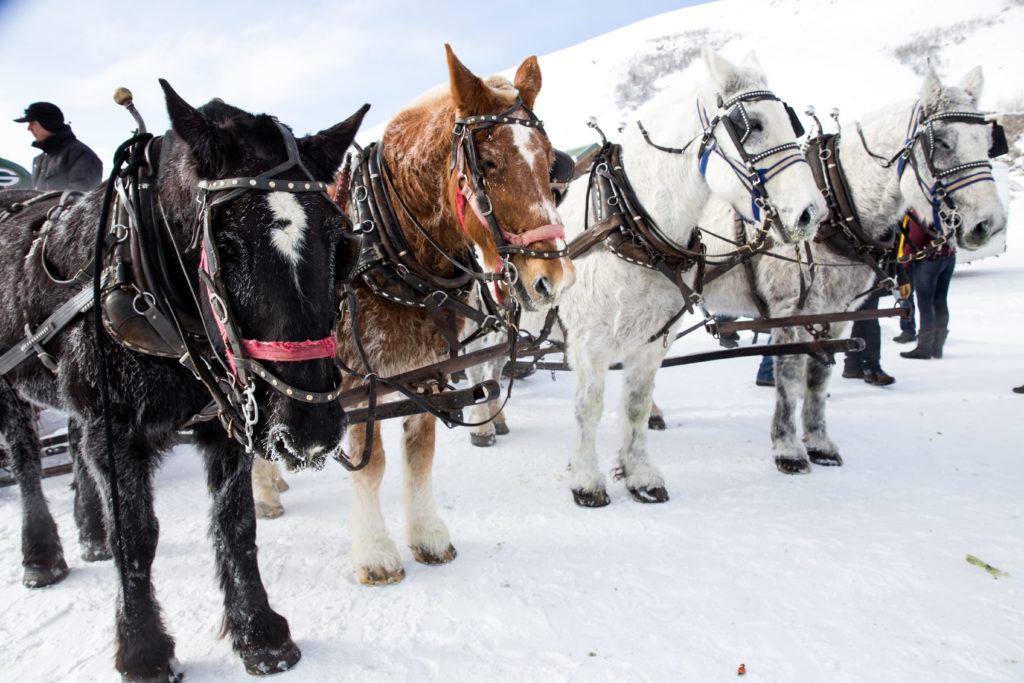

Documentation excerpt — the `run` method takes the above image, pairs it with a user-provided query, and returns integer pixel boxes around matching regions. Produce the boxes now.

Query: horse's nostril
[533,275,553,300]
[972,221,989,238]
[796,207,814,230]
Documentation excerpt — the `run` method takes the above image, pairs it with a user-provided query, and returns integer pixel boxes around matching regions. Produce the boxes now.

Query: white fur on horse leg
[271,463,289,492]
[465,340,500,447]
[350,422,405,585]
[618,354,669,503]
[803,357,842,466]
[401,414,456,566]
[251,456,284,519]
[568,347,611,507]
[770,347,811,474]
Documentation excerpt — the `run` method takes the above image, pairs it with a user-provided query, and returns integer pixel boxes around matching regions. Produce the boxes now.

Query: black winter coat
[30,126,102,192]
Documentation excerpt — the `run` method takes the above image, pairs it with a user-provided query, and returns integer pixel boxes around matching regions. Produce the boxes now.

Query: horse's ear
[160,79,220,178]
[513,55,542,110]
[446,44,491,116]
[921,62,943,111]
[959,66,984,107]
[739,51,768,86]
[298,103,370,183]
[702,43,740,96]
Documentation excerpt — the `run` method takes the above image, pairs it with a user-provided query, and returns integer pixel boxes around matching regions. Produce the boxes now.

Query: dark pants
[912,253,955,329]
[896,262,916,334]
[845,292,882,372]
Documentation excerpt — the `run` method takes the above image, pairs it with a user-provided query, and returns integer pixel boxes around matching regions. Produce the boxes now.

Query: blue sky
[1,0,712,171]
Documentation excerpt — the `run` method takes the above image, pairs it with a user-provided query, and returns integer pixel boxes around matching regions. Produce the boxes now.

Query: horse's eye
[481,159,499,173]
[748,118,764,134]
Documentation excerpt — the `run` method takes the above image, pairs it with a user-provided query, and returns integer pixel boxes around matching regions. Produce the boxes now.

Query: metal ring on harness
[502,260,519,287]
[132,290,157,315]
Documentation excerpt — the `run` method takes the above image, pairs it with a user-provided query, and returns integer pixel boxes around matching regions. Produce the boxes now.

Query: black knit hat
[14,102,65,132]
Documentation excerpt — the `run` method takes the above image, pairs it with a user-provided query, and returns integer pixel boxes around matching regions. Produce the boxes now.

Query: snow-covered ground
[3,0,1024,680]
[2,200,1021,683]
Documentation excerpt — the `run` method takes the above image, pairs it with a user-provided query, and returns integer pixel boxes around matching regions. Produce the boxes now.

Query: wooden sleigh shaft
[712,306,908,336]
[344,380,500,425]
[516,337,865,374]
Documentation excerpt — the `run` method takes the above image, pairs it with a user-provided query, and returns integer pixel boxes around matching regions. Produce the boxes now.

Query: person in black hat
[14,101,102,192]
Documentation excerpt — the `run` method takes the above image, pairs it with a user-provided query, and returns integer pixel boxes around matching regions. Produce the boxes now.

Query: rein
[638,88,808,233]
[343,98,573,436]
[567,88,808,345]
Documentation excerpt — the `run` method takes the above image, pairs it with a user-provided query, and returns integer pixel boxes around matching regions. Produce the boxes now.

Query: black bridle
[99,120,349,452]
[638,88,808,244]
[449,96,569,275]
[857,100,1007,244]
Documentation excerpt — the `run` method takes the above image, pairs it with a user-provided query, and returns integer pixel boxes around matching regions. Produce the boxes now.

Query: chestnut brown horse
[335,45,574,585]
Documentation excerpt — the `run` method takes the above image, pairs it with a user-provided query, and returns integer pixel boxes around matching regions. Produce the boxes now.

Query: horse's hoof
[628,486,669,503]
[775,457,811,474]
[572,488,611,508]
[494,421,510,436]
[23,559,70,588]
[808,450,843,467]
[242,639,301,676]
[648,415,666,430]
[254,501,284,519]
[81,540,113,562]
[412,544,457,566]
[358,565,406,586]
[120,657,184,682]
[470,433,496,448]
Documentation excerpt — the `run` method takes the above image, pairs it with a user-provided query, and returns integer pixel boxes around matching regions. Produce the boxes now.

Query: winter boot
[900,328,935,359]
[932,328,948,359]
[892,330,916,344]
[862,366,895,386]
[842,356,864,379]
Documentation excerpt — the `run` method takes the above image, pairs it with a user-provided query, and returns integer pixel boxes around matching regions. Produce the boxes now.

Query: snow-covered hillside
[530,0,1024,151]
[2,1,1023,681]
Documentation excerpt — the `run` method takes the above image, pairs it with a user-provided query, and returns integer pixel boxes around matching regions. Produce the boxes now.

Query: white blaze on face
[267,192,308,266]
[511,124,562,230]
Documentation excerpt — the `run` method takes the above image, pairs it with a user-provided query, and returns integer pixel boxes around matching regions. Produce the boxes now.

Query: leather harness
[1,121,350,453]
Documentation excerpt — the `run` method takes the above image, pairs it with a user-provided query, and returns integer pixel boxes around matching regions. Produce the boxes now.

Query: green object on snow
[966,554,1010,578]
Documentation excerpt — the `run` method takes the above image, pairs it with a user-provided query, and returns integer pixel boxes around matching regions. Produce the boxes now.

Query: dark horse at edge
[0,81,367,680]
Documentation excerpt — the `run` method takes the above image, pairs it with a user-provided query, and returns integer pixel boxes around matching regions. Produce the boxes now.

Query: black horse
[0,80,367,680]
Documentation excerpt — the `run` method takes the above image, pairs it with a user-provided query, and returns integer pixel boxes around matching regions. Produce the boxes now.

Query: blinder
[722,98,805,145]
[989,121,1009,159]
[550,149,576,185]
[785,104,806,138]
[335,223,363,285]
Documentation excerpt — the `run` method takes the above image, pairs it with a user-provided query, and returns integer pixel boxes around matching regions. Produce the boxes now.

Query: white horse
[697,64,1007,473]
[524,45,827,506]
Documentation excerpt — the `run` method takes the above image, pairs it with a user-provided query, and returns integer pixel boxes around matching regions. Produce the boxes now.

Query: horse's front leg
[402,412,456,566]
[618,351,669,503]
[69,419,111,562]
[568,345,611,507]
[0,387,68,587]
[769,328,811,474]
[349,420,405,585]
[465,353,505,447]
[804,347,843,467]
[197,428,299,676]
[78,420,180,681]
